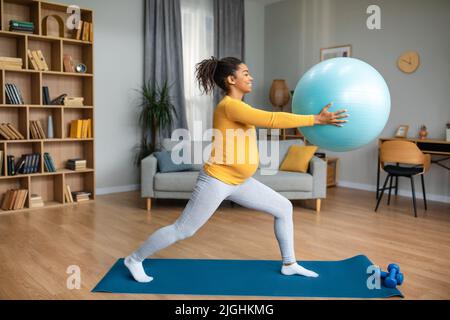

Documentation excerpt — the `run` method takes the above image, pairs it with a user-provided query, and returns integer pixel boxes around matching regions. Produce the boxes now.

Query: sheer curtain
[181,0,214,141]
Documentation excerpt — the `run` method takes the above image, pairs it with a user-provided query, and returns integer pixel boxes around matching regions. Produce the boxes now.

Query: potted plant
[134,80,178,166]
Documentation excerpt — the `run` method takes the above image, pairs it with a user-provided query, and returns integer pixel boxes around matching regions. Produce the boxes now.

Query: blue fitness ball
[292,57,391,152]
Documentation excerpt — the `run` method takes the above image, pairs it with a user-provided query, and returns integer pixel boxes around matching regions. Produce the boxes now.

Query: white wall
[57,0,145,195]
[260,0,450,202]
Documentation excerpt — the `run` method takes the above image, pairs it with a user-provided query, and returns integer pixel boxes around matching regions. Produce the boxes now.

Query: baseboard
[96,184,140,195]
[337,180,450,204]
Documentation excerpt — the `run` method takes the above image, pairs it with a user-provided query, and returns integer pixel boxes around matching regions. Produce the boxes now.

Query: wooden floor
[0,187,449,300]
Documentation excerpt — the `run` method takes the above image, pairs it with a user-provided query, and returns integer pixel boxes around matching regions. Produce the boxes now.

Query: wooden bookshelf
[0,0,95,213]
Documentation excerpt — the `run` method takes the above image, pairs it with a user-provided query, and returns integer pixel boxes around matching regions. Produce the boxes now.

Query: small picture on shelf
[320,44,352,61]
[395,125,409,138]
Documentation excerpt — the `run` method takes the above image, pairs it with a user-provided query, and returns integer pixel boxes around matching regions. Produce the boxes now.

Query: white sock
[124,255,153,283]
[281,263,319,278]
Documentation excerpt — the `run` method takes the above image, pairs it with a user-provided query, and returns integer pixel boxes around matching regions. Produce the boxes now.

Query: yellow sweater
[203,95,315,185]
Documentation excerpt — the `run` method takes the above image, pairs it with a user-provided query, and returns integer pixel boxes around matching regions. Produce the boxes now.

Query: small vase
[418,129,427,140]
[47,115,54,139]
[269,79,290,111]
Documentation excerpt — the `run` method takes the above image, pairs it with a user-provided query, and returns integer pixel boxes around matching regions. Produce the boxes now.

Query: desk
[376,138,450,199]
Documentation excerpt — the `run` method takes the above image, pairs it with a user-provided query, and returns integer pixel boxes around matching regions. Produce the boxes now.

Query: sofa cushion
[279,145,318,173]
[258,139,305,169]
[154,171,200,192]
[153,149,193,173]
[253,169,313,192]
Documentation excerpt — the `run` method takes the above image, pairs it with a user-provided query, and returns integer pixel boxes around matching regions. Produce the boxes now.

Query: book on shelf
[7,155,14,176]
[63,54,75,73]
[30,194,44,208]
[0,123,24,140]
[29,50,49,71]
[0,57,23,70]
[1,189,28,211]
[0,150,3,176]
[36,50,49,71]
[42,86,51,105]
[8,153,41,175]
[9,20,35,33]
[64,185,74,203]
[27,50,40,71]
[74,20,93,42]
[5,83,24,105]
[29,120,46,139]
[66,158,87,171]
[70,119,92,138]
[43,152,56,172]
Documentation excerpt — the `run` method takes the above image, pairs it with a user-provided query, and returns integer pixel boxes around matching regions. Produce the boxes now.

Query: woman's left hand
[314,102,349,127]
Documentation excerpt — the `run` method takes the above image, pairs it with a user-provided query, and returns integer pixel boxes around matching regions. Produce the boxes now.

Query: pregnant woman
[125,56,348,282]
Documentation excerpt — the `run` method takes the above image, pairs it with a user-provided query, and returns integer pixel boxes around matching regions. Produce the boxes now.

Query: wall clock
[397,51,420,73]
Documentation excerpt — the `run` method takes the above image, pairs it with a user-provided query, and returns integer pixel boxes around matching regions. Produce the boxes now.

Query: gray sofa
[141,138,327,212]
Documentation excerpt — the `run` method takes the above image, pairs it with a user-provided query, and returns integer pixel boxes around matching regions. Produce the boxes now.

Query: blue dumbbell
[380,264,403,288]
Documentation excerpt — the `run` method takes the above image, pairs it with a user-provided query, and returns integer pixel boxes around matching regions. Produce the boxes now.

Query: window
[181,0,214,141]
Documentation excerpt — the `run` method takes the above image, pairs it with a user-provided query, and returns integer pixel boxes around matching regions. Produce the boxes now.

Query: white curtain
[181,0,214,141]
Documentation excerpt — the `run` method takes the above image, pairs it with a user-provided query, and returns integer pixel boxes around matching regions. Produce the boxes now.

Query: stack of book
[43,153,57,172]
[30,194,44,208]
[69,119,92,138]
[66,159,86,171]
[27,49,49,71]
[72,191,91,202]
[0,123,25,140]
[9,20,35,33]
[5,83,24,104]
[0,57,23,70]
[1,189,29,211]
[29,120,47,139]
[8,153,41,175]
[74,20,93,42]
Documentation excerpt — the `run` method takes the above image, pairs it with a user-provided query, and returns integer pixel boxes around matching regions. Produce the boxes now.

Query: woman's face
[227,63,254,94]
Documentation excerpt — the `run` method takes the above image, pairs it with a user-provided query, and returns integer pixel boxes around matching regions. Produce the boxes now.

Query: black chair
[375,140,431,217]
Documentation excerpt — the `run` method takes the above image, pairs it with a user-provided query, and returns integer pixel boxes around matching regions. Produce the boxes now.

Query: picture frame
[320,44,352,61]
[395,125,409,138]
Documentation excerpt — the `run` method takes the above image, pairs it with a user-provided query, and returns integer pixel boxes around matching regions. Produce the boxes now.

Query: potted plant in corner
[134,80,178,166]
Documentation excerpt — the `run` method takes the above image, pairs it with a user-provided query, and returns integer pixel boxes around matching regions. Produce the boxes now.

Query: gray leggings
[132,168,297,264]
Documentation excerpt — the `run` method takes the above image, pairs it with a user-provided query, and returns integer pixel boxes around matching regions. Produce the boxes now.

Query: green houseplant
[134,80,178,167]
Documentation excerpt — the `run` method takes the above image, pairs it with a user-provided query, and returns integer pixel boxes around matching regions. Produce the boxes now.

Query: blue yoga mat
[92,255,403,298]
